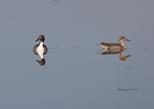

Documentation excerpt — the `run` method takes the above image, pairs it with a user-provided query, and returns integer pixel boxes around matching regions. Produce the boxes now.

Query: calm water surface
[0,0,153,109]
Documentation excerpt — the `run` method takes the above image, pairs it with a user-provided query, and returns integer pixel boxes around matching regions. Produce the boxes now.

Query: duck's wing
[101,42,120,46]
[100,42,109,46]
[101,51,119,55]
[43,44,48,55]
[33,44,39,55]
[101,42,122,54]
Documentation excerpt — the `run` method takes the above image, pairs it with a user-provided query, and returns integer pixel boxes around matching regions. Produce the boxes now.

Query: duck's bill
[35,38,39,41]
[126,39,131,42]
[127,54,131,57]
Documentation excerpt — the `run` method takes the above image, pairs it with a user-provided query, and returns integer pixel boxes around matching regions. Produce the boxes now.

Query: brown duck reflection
[33,34,48,66]
[100,36,131,61]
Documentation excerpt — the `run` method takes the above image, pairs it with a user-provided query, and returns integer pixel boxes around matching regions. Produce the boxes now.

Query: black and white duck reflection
[100,36,131,61]
[33,34,48,65]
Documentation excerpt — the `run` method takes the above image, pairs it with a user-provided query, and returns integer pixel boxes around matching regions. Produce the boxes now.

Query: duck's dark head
[36,58,46,66]
[36,34,45,42]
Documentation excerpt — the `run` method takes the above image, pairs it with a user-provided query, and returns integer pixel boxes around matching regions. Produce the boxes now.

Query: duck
[33,34,48,65]
[100,36,131,61]
[100,36,130,55]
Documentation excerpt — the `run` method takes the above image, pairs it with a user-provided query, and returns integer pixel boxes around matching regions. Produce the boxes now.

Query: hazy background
[0,0,154,109]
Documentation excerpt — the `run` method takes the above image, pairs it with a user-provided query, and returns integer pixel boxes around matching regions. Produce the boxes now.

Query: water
[0,0,154,109]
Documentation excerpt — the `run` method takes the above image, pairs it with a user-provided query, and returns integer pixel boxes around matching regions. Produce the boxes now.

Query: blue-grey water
[0,0,154,109]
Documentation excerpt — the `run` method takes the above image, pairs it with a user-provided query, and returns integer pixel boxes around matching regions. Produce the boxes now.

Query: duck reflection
[33,34,48,65]
[100,36,131,61]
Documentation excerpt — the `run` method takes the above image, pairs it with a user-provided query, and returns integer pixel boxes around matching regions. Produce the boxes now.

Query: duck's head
[36,34,45,42]
[119,53,131,61]
[119,36,130,50]
[119,36,130,42]
[36,58,46,66]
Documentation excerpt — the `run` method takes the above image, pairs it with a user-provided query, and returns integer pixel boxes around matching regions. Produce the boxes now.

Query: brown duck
[100,36,131,61]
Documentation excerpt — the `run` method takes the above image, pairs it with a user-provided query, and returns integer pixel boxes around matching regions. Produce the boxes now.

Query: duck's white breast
[37,42,45,59]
